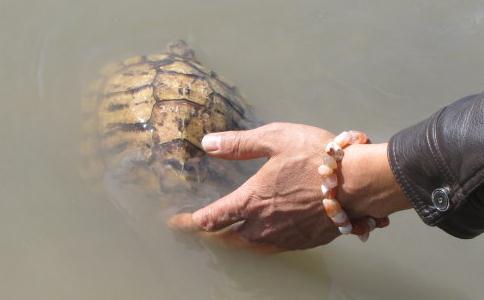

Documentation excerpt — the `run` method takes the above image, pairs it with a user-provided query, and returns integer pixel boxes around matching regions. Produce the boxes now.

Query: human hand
[191,123,340,250]
[169,123,410,251]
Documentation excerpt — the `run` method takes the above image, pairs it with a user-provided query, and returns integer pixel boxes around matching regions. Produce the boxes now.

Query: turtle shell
[81,41,255,204]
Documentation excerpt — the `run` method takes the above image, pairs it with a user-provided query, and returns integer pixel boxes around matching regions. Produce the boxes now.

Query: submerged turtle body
[82,41,255,207]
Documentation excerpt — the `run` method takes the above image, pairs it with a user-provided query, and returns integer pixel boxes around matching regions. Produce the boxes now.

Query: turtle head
[166,40,196,60]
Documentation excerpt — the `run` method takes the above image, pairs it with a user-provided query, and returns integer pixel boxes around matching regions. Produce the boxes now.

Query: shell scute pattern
[83,40,254,197]
[158,60,206,77]
[99,86,155,128]
[103,63,157,94]
[153,73,211,106]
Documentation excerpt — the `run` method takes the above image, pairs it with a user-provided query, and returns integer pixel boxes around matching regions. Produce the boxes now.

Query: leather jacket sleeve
[388,91,484,238]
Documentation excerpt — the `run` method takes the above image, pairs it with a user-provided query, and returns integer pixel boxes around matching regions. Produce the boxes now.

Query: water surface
[1,1,484,299]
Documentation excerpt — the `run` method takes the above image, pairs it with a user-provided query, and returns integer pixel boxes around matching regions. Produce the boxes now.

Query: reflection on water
[1,0,483,299]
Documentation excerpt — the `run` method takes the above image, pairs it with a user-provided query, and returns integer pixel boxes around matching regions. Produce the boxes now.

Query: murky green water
[1,1,484,299]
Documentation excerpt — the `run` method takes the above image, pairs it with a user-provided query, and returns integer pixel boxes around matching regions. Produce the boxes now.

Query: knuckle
[202,216,218,231]
[264,122,285,130]
[224,131,243,158]
[232,132,244,159]
[260,226,276,239]
[245,191,263,214]
[262,122,283,137]
[198,216,212,231]
[202,221,216,231]
[266,122,294,134]
[259,123,287,152]
[196,209,217,231]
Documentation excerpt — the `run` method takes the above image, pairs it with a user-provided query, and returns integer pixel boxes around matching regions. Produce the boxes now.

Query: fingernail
[201,134,221,152]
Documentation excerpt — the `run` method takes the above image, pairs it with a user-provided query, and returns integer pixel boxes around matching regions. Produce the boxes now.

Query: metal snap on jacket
[432,187,451,211]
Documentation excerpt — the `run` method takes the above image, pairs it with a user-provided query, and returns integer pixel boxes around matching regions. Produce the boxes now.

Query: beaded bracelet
[319,131,376,241]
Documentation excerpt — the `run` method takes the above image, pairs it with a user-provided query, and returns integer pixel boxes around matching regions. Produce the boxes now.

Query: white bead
[332,211,348,224]
[338,224,353,235]
[321,184,330,196]
[325,142,344,161]
[321,174,337,189]
[318,164,333,176]
[333,150,344,161]
[322,155,337,170]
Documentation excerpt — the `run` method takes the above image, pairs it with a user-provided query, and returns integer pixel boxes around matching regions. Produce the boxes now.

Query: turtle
[81,40,257,217]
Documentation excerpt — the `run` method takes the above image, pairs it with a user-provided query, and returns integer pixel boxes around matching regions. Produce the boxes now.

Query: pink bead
[334,131,351,148]
[322,198,341,217]
[348,131,368,145]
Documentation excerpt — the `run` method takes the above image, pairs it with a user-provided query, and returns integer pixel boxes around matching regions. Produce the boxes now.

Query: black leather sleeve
[388,92,484,238]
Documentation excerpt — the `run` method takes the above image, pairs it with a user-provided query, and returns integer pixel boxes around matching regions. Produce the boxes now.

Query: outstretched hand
[169,123,406,251]
[173,123,340,250]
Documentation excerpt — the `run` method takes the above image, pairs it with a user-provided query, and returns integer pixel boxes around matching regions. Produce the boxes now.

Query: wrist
[338,143,412,218]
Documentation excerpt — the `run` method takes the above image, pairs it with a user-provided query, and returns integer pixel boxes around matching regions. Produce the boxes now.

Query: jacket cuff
[387,109,451,226]
[388,92,484,236]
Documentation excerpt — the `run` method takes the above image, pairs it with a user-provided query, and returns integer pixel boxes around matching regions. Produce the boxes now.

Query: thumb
[192,183,253,231]
[201,127,274,160]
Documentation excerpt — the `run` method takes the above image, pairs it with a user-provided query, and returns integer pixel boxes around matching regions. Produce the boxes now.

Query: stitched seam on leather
[417,108,465,224]
[389,135,437,225]
[451,165,484,205]
[420,109,451,223]
[388,138,415,209]
[427,108,458,186]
